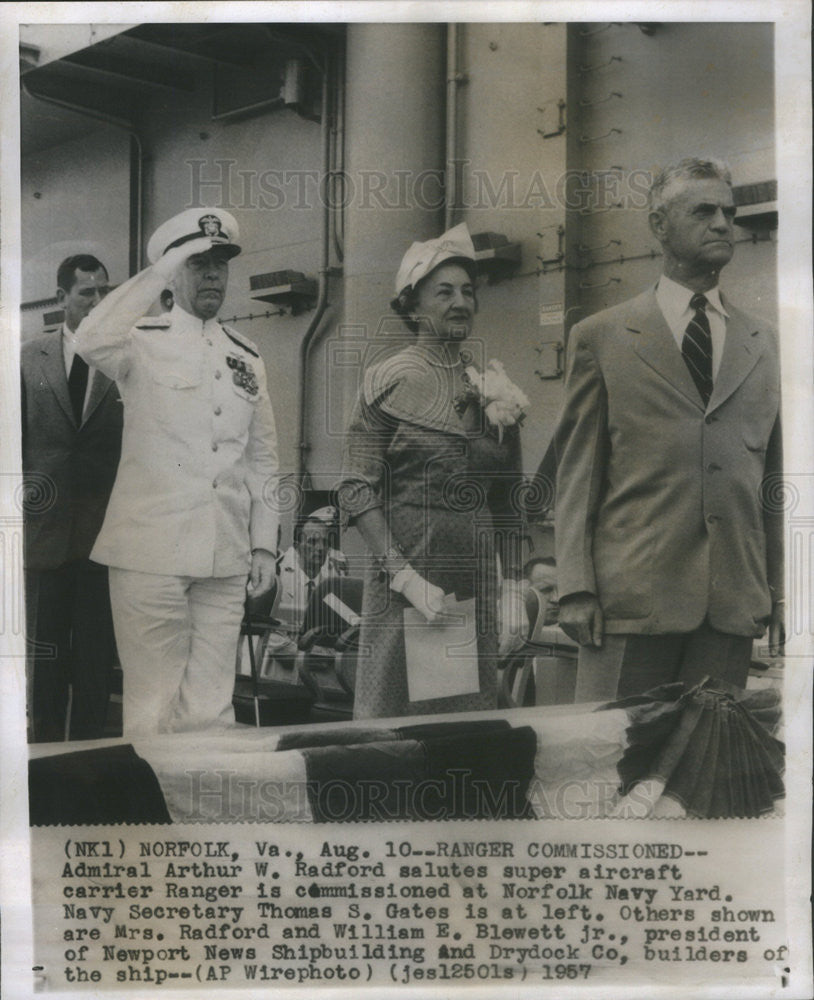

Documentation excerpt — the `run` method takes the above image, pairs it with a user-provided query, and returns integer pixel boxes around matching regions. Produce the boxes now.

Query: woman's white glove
[390,566,449,624]
[153,237,218,280]
[499,578,527,658]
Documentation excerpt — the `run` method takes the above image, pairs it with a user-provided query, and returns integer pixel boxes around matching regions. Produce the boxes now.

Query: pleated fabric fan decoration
[600,677,784,818]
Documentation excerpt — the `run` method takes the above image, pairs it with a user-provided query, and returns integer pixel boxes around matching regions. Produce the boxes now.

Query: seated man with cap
[275,506,348,633]
[73,208,279,735]
[261,506,348,675]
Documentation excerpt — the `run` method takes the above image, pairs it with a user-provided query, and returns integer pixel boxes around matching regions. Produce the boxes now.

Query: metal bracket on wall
[578,55,622,74]
[579,91,623,108]
[578,23,620,37]
[579,201,622,217]
[576,239,621,254]
[579,276,621,290]
[534,340,564,380]
[535,225,565,267]
[580,127,622,144]
[536,99,566,139]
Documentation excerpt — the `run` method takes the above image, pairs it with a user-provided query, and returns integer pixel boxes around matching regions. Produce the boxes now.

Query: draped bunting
[29,685,783,826]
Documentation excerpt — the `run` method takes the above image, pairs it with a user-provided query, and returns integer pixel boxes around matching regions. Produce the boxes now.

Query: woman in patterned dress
[339,224,527,719]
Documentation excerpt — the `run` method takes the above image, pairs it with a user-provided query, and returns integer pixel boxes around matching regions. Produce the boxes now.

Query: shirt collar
[170,303,221,333]
[62,323,78,365]
[657,274,729,323]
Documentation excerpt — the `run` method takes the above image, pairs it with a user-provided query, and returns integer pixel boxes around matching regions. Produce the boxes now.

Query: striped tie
[682,292,713,406]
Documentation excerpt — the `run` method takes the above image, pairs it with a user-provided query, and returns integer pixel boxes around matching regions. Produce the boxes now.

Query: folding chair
[296,576,364,721]
[232,580,313,726]
[498,587,578,708]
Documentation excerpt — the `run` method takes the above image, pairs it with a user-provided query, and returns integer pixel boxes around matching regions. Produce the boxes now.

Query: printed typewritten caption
[32,820,788,992]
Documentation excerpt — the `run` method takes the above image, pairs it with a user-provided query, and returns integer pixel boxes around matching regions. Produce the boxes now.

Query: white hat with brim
[147,207,241,264]
[394,222,476,297]
[307,506,338,524]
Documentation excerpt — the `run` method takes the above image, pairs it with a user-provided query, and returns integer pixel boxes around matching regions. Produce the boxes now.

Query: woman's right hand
[391,567,449,623]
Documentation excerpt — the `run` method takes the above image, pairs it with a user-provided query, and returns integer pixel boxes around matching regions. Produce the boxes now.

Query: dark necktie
[681,292,713,406]
[68,353,89,424]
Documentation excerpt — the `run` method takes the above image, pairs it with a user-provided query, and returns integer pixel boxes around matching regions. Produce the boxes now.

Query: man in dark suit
[22,254,123,741]
[555,158,783,701]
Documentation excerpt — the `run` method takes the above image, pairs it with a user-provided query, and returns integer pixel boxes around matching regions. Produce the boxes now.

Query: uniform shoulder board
[135,313,172,331]
[221,324,259,358]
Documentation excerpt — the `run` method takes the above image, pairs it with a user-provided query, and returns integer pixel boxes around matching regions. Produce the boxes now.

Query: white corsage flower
[463,360,529,442]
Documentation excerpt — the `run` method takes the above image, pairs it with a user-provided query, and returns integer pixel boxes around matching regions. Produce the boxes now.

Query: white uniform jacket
[75,269,279,577]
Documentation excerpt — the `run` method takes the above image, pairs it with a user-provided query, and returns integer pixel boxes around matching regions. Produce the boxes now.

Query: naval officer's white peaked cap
[147,207,241,264]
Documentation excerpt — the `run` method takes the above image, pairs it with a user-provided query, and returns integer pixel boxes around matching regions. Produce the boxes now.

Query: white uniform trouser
[109,568,246,736]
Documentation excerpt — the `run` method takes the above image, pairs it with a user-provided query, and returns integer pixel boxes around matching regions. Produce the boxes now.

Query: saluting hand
[153,237,218,280]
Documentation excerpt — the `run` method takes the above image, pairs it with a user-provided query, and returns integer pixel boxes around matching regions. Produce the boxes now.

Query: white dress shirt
[275,545,347,632]
[656,274,728,379]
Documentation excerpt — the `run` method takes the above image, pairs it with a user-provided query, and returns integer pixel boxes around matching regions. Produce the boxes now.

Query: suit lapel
[82,369,115,425]
[625,288,705,410]
[706,298,764,413]
[39,331,77,426]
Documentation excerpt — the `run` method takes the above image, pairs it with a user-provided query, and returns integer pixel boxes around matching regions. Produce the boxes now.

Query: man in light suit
[22,254,122,741]
[74,208,279,736]
[555,158,783,701]
[275,508,348,633]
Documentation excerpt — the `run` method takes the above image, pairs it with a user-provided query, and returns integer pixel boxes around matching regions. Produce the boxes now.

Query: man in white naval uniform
[74,208,279,735]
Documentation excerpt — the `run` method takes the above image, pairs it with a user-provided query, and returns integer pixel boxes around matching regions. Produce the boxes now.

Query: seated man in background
[523,556,559,627]
[497,556,560,659]
[276,507,348,630]
[261,507,348,676]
